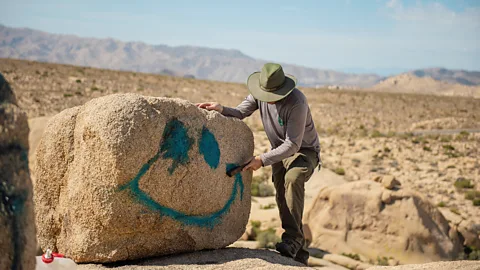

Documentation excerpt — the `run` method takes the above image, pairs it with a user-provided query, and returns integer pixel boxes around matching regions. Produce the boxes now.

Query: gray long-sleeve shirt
[221,89,321,167]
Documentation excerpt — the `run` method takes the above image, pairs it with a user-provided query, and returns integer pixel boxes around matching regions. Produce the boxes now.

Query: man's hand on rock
[196,102,223,113]
[243,156,263,171]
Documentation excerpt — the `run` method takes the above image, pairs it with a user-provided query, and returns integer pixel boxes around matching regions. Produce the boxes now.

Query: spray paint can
[35,249,77,270]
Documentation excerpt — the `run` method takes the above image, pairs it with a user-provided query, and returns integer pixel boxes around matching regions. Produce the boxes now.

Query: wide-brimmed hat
[247,63,297,102]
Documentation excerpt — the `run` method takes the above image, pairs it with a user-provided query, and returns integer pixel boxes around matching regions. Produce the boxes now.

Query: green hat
[247,63,297,102]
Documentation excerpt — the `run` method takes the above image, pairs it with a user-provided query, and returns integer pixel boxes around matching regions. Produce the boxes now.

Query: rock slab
[77,248,312,270]
[0,73,36,269]
[34,94,254,263]
[305,180,463,264]
[367,260,480,270]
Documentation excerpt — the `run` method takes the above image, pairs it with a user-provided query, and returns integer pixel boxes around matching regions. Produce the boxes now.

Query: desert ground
[1,58,479,268]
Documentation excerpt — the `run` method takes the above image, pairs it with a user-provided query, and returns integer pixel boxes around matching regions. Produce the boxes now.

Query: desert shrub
[459,246,480,260]
[257,228,280,249]
[91,86,100,91]
[342,253,360,261]
[376,256,389,266]
[383,147,391,153]
[450,207,461,215]
[258,182,274,197]
[137,87,144,91]
[465,190,480,201]
[63,93,73,97]
[251,176,274,197]
[371,130,384,138]
[250,220,261,235]
[443,145,455,151]
[352,158,361,167]
[74,91,82,96]
[386,131,396,138]
[474,199,480,206]
[334,167,345,176]
[456,131,470,141]
[76,79,82,83]
[445,151,462,158]
[260,203,276,210]
[437,201,446,207]
[399,132,414,140]
[454,178,474,189]
[440,135,452,142]
[423,146,432,151]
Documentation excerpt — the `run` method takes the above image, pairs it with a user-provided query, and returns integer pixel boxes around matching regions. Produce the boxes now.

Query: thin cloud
[384,0,480,31]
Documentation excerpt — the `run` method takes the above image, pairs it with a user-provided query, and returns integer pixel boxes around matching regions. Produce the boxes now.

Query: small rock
[388,258,399,266]
[381,190,393,204]
[382,175,401,189]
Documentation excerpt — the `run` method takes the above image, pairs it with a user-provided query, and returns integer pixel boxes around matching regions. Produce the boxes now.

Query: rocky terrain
[0,25,381,87]
[409,68,480,86]
[1,58,479,269]
[372,74,480,98]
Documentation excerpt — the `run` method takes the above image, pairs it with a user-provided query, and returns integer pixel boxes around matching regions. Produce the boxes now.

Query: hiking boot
[294,255,308,266]
[275,241,298,258]
[294,249,309,266]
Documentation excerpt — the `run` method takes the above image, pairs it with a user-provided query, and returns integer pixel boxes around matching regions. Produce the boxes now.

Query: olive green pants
[272,148,318,260]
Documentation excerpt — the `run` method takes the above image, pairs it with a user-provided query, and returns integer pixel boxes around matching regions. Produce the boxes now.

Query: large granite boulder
[304,180,463,264]
[0,73,36,269]
[34,94,254,263]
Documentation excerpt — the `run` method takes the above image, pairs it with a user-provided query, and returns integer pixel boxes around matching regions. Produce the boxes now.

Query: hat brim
[247,72,297,102]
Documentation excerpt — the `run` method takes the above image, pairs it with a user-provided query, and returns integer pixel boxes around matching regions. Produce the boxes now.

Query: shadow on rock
[79,248,310,269]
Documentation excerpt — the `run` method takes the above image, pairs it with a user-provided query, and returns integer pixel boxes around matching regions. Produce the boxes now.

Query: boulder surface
[0,73,36,269]
[367,260,480,270]
[304,180,463,264]
[77,248,311,270]
[34,93,254,263]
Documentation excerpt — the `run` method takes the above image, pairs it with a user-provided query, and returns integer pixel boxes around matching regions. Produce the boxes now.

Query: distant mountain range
[1,25,479,88]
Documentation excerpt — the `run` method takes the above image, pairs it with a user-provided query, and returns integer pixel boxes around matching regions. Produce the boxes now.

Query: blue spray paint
[159,119,193,174]
[118,118,244,228]
[119,163,244,228]
[199,126,220,169]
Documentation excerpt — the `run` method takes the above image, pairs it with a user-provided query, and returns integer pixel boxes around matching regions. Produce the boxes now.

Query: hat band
[259,80,286,92]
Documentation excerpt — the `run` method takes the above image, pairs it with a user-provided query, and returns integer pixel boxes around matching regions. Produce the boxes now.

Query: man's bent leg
[272,162,300,257]
[282,150,317,264]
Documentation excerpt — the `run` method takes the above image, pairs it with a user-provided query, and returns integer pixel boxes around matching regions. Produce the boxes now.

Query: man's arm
[260,104,308,167]
[221,95,258,120]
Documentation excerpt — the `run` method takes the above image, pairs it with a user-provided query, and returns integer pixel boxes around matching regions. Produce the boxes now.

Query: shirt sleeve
[260,103,307,166]
[221,94,258,120]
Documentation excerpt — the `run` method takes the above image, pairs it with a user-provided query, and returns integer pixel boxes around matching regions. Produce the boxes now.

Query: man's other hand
[243,156,263,171]
[196,102,223,113]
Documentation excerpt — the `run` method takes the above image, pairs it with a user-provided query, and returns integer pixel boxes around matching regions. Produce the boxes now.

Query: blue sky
[2,0,479,75]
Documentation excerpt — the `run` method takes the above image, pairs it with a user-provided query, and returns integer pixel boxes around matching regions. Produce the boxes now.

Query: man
[197,63,321,265]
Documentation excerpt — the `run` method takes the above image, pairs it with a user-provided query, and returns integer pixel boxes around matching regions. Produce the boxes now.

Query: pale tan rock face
[304,181,463,264]
[0,73,36,270]
[33,93,254,263]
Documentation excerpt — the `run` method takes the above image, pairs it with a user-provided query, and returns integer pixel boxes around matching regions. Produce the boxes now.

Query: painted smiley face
[119,118,244,229]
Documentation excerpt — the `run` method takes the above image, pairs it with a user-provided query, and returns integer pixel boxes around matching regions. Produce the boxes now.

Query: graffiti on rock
[119,119,242,228]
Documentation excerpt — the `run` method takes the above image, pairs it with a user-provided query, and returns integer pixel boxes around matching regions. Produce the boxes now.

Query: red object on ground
[41,252,65,264]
